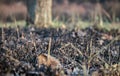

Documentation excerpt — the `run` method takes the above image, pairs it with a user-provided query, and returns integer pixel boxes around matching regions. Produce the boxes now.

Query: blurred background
[53,0,120,22]
[52,0,120,28]
[0,0,120,29]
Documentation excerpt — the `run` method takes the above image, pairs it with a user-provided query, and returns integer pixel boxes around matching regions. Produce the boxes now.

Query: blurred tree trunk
[26,0,37,25]
[35,0,52,27]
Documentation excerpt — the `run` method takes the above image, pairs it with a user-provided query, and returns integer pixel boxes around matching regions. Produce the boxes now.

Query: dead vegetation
[0,26,120,76]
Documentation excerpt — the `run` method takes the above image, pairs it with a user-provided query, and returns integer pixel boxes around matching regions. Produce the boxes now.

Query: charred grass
[0,26,120,76]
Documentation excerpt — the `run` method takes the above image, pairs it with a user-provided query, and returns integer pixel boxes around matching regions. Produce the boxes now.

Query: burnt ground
[0,26,120,76]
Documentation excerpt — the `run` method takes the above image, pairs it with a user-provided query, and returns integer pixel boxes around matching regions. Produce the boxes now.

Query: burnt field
[0,26,120,76]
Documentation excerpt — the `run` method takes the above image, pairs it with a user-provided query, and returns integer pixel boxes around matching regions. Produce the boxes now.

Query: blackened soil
[0,26,120,76]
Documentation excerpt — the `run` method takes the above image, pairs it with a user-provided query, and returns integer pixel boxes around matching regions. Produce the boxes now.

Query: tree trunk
[35,0,52,27]
[26,0,37,25]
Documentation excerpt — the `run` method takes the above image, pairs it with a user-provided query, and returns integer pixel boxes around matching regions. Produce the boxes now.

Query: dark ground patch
[0,26,120,76]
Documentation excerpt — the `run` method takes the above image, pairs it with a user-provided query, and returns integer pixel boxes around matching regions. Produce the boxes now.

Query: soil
[0,26,120,76]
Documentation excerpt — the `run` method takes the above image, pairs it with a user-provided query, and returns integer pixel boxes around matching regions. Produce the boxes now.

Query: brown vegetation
[37,53,61,69]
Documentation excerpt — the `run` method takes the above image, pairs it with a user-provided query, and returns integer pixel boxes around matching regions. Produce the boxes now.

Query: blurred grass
[0,18,119,31]
[52,18,120,31]
[0,21,26,27]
